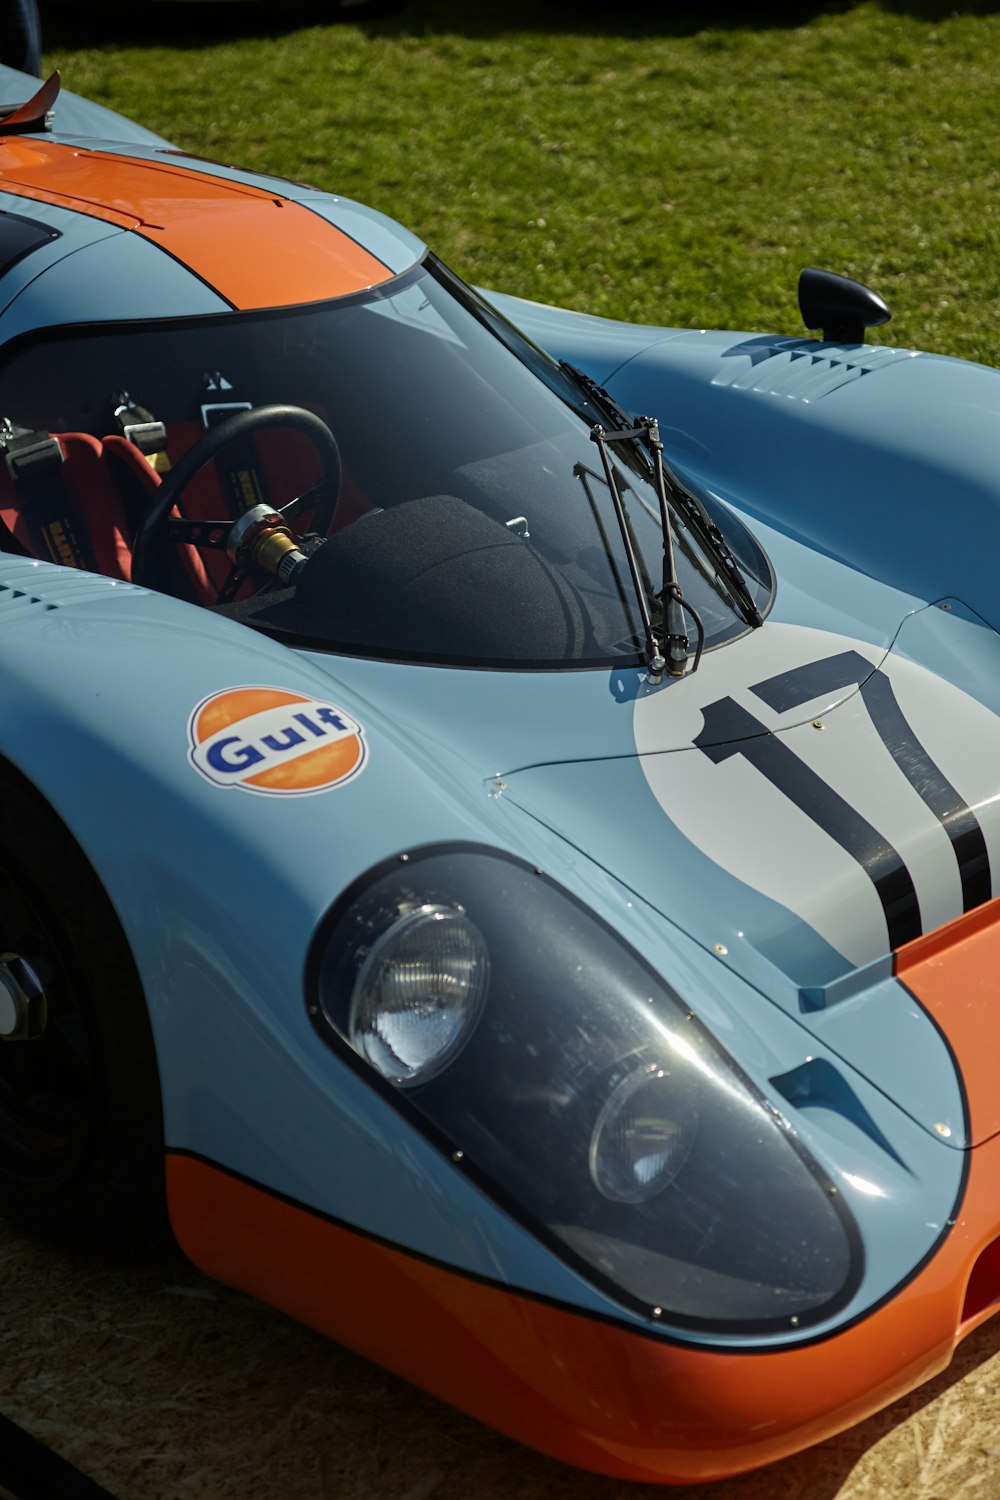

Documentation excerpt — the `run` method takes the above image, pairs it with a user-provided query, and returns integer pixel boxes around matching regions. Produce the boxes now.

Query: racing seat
[0,411,369,601]
[104,422,330,603]
[105,413,370,605]
[0,430,134,579]
[101,432,214,599]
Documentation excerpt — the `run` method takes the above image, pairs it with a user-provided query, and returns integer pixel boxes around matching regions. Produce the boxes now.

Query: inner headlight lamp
[310,846,861,1334]
[589,1061,697,1205]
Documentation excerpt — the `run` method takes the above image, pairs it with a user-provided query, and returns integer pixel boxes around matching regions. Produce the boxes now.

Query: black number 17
[694,650,991,950]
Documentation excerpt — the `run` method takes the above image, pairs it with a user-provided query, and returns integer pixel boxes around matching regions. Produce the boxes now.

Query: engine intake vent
[0,562,143,619]
[712,339,916,402]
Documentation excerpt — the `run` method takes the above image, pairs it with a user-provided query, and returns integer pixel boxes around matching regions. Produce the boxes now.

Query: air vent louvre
[713,341,916,402]
[0,561,144,614]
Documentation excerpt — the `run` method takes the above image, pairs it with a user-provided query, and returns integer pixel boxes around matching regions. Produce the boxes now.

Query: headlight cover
[349,903,488,1085]
[309,846,861,1334]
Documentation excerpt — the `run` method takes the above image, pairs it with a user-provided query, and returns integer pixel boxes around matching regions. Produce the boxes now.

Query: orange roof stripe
[0,139,389,308]
[0,137,139,228]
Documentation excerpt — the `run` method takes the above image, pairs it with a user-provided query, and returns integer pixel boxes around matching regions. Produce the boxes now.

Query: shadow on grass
[41,0,1000,51]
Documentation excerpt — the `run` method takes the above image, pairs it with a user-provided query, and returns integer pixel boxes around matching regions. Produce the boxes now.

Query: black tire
[0,0,42,77]
[0,766,167,1249]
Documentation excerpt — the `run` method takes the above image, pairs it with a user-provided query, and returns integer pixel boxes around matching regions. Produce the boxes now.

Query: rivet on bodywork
[712,942,728,956]
[812,720,825,731]
[934,1122,953,1138]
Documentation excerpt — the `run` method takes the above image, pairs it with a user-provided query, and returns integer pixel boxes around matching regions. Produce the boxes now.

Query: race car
[1,65,999,1487]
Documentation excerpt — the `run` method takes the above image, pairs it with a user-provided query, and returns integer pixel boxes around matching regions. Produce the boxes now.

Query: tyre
[0,0,41,77]
[0,767,167,1249]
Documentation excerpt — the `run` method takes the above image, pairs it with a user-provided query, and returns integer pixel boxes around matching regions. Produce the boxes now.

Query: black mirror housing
[798,267,892,345]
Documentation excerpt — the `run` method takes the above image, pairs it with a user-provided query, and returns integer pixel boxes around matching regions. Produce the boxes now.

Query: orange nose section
[165,1144,1000,1485]
[897,896,1000,1145]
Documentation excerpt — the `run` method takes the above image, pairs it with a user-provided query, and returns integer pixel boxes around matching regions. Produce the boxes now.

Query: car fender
[0,558,693,1306]
[487,290,1000,627]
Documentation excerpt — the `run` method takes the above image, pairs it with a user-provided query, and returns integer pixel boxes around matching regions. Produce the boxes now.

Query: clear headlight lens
[589,1062,697,1204]
[311,847,860,1334]
[350,904,488,1085]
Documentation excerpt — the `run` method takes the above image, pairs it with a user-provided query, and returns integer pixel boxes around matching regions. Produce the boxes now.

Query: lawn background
[41,1,1000,367]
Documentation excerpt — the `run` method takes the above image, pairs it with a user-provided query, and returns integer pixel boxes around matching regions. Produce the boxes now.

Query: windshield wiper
[658,466,765,632]
[588,420,704,679]
[560,359,637,435]
[560,362,764,671]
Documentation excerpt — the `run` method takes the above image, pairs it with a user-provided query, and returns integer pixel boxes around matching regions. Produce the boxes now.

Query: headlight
[310,846,861,1334]
[349,903,488,1085]
[589,1061,697,1204]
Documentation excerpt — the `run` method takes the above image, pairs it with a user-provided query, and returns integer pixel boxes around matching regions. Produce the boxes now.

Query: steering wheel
[130,404,343,599]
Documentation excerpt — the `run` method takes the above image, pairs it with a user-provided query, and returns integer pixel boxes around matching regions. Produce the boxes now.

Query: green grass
[42,1,1000,365]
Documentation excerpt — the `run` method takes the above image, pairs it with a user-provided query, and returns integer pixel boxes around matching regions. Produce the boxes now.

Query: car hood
[498,596,1000,967]
[295,557,1000,1147]
[313,582,1000,990]
[482,600,1000,1145]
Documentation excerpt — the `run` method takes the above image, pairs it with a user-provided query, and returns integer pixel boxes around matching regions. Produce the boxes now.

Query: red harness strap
[0,429,132,579]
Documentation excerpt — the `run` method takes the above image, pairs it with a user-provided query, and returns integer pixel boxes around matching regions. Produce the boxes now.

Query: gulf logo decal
[188,687,367,796]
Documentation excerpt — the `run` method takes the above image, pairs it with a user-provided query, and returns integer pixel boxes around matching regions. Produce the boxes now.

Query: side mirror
[798,267,891,345]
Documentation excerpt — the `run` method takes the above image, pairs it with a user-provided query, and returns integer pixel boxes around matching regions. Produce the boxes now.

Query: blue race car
[2,66,1000,1487]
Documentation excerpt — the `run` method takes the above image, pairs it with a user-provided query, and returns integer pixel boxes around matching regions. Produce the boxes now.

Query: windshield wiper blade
[590,420,705,680]
[560,360,638,434]
[655,451,765,630]
[559,360,764,635]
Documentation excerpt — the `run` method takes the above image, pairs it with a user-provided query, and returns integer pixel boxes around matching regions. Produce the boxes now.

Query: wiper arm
[590,420,704,680]
[560,361,764,635]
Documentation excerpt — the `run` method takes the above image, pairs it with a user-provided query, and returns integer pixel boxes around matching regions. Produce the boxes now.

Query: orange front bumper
[166,1131,1000,1486]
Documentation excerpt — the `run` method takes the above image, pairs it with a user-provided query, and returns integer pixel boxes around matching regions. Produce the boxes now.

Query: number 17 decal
[694,650,992,951]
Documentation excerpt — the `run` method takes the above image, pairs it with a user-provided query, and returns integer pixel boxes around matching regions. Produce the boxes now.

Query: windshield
[0,257,773,670]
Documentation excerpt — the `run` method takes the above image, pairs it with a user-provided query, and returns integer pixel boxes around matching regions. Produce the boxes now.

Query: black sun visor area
[0,209,60,280]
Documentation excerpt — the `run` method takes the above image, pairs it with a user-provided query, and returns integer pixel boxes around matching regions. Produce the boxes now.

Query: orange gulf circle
[0,139,391,308]
[191,687,364,793]
[193,686,309,739]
